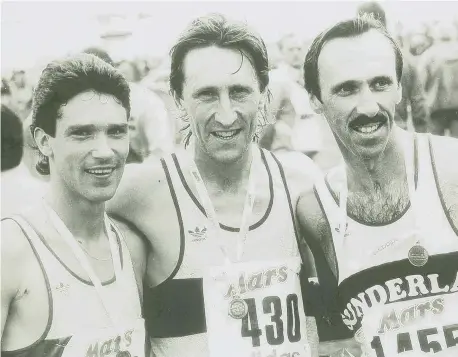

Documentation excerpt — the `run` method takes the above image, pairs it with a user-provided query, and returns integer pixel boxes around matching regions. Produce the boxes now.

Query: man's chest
[346,189,410,225]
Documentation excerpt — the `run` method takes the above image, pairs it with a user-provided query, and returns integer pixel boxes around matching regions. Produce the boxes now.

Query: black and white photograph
[1,1,458,356]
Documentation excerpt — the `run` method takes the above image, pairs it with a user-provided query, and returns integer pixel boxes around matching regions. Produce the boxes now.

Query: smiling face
[179,46,264,164]
[311,29,402,160]
[40,91,129,203]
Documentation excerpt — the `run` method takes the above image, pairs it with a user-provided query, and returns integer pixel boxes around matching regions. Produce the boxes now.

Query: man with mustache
[1,54,147,356]
[296,15,458,357]
[108,13,320,357]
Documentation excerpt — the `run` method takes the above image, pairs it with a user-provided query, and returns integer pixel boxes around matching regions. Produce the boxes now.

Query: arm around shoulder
[108,159,166,224]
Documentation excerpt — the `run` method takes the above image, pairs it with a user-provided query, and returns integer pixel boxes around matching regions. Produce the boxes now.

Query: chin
[210,148,245,164]
[83,188,117,203]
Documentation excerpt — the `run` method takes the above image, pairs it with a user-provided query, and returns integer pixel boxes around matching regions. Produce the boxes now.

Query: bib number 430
[371,324,458,356]
[241,294,301,347]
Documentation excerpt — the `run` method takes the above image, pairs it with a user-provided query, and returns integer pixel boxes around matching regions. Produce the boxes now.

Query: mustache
[349,112,388,127]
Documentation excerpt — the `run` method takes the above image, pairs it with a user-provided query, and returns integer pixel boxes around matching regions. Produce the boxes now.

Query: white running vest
[1,213,145,357]
[315,134,458,356]
[145,148,312,357]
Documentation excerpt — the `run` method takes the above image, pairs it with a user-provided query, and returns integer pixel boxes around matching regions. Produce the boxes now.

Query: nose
[214,93,238,127]
[92,134,114,159]
[356,86,379,118]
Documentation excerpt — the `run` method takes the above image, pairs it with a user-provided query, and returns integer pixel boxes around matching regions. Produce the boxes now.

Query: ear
[395,82,403,105]
[309,93,324,115]
[34,127,53,159]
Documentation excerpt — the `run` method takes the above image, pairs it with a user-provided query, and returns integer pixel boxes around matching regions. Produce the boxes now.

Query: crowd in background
[2,1,458,208]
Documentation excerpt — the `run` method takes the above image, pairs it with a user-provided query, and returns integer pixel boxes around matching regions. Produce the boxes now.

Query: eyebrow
[331,75,395,93]
[370,75,394,84]
[192,86,218,99]
[330,80,360,94]
[64,123,128,135]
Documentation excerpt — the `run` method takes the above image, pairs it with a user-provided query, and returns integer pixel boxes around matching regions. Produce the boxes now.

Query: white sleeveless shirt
[144,148,311,357]
[1,212,145,357]
[315,134,458,356]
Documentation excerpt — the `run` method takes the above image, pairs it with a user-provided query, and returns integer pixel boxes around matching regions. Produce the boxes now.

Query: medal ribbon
[43,200,127,338]
[188,146,259,265]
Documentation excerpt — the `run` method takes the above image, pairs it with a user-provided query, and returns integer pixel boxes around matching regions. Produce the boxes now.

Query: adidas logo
[335,223,350,237]
[55,282,70,295]
[189,227,207,242]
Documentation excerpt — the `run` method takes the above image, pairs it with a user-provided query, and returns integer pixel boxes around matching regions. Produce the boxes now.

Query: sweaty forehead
[182,46,259,92]
[317,30,397,88]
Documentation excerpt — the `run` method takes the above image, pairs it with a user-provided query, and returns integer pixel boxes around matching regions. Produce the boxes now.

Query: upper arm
[111,218,148,302]
[1,219,27,336]
[108,161,162,225]
[428,135,458,232]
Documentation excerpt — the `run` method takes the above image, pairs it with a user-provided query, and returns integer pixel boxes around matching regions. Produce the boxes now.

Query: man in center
[108,13,320,357]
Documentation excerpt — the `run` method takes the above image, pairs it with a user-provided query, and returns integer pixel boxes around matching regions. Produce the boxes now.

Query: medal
[408,243,429,267]
[228,297,248,319]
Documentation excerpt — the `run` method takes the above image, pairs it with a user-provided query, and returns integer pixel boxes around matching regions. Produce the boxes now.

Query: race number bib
[203,258,310,357]
[59,318,145,357]
[357,294,458,357]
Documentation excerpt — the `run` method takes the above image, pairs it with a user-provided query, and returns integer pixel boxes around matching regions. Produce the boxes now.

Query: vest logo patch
[188,226,207,242]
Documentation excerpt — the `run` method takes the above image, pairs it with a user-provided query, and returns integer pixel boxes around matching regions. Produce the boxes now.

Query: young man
[297,16,458,356]
[108,13,320,357]
[1,54,147,356]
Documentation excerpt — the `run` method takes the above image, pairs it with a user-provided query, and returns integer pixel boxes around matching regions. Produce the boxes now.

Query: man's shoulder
[428,134,458,177]
[1,215,37,272]
[426,134,458,230]
[272,151,322,189]
[120,158,168,191]
[108,158,169,214]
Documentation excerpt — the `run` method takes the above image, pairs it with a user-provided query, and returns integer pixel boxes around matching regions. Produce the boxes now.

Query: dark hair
[170,13,269,99]
[82,47,115,66]
[31,53,131,175]
[1,78,11,96]
[1,105,23,171]
[169,13,270,146]
[357,1,387,27]
[304,15,403,101]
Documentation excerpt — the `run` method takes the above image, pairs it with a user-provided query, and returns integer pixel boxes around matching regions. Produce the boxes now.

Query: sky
[2,1,457,73]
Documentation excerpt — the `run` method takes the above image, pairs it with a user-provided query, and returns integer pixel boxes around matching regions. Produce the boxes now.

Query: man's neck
[45,183,105,241]
[194,146,254,193]
[342,131,408,194]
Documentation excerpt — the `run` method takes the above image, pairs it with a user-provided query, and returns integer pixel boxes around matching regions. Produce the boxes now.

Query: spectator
[358,1,430,133]
[116,60,142,83]
[267,33,324,158]
[116,60,174,161]
[418,21,458,137]
[1,105,46,217]
[1,78,14,113]
[82,46,116,66]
